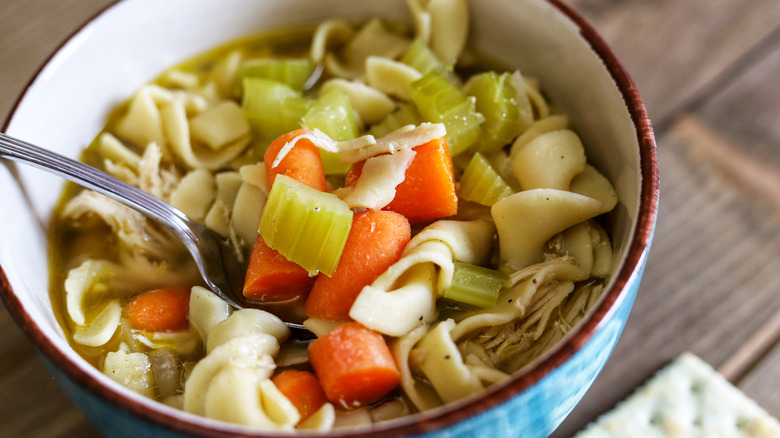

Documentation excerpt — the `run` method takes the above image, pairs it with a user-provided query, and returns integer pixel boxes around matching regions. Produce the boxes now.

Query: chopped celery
[401,39,446,75]
[302,88,359,175]
[280,96,313,132]
[302,88,359,141]
[443,261,508,308]
[242,78,302,142]
[259,174,353,276]
[464,72,524,153]
[368,103,422,138]
[459,152,514,206]
[410,71,483,156]
[318,150,351,176]
[238,58,316,91]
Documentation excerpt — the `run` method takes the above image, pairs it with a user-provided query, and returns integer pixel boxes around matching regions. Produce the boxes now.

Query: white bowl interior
[1,0,640,430]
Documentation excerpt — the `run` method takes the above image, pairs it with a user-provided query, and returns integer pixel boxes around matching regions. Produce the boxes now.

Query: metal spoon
[0,132,310,334]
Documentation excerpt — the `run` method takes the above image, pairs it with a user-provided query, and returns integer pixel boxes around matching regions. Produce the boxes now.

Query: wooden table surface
[2,1,779,436]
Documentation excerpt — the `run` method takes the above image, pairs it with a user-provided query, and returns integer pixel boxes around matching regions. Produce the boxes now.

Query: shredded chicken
[61,190,179,259]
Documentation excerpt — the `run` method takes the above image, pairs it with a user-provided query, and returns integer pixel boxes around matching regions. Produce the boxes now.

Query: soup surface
[50,0,618,430]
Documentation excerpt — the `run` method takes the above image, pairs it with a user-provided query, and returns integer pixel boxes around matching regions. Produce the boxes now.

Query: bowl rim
[0,0,659,436]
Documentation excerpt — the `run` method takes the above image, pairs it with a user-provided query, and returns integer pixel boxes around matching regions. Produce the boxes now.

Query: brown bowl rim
[0,0,659,436]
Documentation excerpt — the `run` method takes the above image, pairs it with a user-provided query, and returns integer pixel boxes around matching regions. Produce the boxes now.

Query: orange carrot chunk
[127,287,191,332]
[346,136,457,224]
[265,128,327,191]
[272,369,329,422]
[243,235,315,302]
[308,322,400,408]
[250,128,325,302]
[304,210,411,321]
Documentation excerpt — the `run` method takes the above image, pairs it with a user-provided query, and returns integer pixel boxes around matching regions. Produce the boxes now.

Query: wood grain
[0,0,113,122]
[739,337,780,423]
[719,310,780,383]
[567,0,780,128]
[681,30,780,420]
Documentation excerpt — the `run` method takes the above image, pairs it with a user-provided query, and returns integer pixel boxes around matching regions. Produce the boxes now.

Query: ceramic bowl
[0,0,658,436]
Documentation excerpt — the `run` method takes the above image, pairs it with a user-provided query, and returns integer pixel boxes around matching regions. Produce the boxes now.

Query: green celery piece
[238,58,316,91]
[317,151,349,176]
[368,103,422,138]
[443,261,508,308]
[302,88,359,175]
[410,71,483,156]
[459,152,514,206]
[302,88,359,141]
[464,72,524,153]
[259,174,353,276]
[401,38,445,75]
[242,77,302,142]
[280,96,313,132]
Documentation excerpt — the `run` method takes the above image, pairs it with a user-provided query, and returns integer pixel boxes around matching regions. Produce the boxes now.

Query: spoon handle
[0,132,196,235]
[0,131,220,301]
[0,132,314,334]
[0,133,227,305]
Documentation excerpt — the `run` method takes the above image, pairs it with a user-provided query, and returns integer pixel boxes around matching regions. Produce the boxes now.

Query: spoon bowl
[0,131,309,333]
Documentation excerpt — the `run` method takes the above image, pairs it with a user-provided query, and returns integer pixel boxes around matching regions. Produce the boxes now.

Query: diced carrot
[304,210,410,321]
[243,234,315,302]
[272,369,328,422]
[252,129,326,302]
[126,287,191,332]
[346,136,457,223]
[308,322,400,408]
[265,128,327,191]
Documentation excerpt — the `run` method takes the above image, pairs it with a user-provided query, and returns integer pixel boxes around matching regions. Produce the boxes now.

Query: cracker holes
[649,411,664,427]
[736,417,752,430]
[690,380,705,394]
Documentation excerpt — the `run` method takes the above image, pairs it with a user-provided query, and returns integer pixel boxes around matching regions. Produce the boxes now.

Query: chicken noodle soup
[50,0,618,430]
